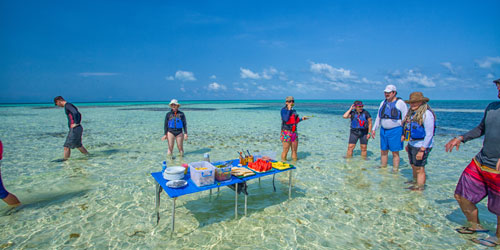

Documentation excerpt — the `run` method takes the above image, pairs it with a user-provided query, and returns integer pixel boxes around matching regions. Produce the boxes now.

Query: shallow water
[0,100,496,249]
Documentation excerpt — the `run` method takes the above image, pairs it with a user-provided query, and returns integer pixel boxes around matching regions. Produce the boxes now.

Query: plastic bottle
[203,153,210,162]
[162,161,167,173]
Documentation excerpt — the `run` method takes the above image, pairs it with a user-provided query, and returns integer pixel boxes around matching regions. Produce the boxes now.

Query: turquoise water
[0,100,496,249]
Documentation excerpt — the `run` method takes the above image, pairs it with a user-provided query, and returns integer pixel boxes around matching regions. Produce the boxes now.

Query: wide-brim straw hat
[405,92,429,104]
[169,99,180,107]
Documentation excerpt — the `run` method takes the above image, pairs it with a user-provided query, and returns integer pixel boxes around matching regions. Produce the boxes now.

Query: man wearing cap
[371,85,408,172]
[54,96,89,160]
[445,79,500,246]
[342,100,373,158]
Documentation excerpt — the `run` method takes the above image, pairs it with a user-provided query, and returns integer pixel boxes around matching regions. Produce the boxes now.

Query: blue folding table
[151,159,295,235]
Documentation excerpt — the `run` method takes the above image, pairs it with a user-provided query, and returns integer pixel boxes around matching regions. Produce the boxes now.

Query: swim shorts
[380,126,403,152]
[348,129,369,145]
[0,162,9,199]
[455,158,500,216]
[64,125,83,149]
[407,145,432,167]
[167,129,183,137]
[280,130,297,142]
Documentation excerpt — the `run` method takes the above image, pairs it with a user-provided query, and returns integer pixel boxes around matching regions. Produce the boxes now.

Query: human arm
[421,110,435,149]
[181,112,188,135]
[162,112,170,140]
[445,107,487,152]
[181,112,188,140]
[396,99,408,125]
[365,110,373,139]
[342,105,354,119]
[65,104,81,128]
[371,101,385,138]
[496,158,500,172]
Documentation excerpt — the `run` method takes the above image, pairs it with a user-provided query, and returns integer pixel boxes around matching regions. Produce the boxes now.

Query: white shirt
[372,98,408,131]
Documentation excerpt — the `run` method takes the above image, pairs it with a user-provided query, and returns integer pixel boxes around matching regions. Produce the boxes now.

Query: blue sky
[1,0,499,103]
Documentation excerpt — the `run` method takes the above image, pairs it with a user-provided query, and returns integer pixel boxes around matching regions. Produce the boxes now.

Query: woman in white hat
[401,92,435,191]
[161,99,188,158]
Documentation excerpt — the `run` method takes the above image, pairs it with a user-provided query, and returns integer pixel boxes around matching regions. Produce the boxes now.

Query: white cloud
[210,75,217,79]
[240,67,286,81]
[208,82,227,91]
[240,68,260,79]
[310,62,354,82]
[262,67,278,80]
[487,73,494,79]
[385,69,436,87]
[477,56,500,68]
[166,76,175,80]
[257,85,267,91]
[175,70,196,81]
[180,87,186,92]
[440,62,456,74]
[79,72,119,77]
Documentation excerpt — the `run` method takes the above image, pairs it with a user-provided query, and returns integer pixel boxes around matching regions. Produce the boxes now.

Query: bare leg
[360,144,367,159]
[166,132,176,156]
[415,166,426,187]
[392,151,400,171]
[3,193,21,206]
[497,216,500,239]
[175,133,184,156]
[77,146,89,155]
[291,140,299,161]
[64,147,71,160]
[380,150,389,167]
[346,143,356,158]
[454,193,484,230]
[410,164,417,182]
[281,141,291,161]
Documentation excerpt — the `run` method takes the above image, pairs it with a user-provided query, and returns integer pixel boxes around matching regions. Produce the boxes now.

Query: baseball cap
[384,84,397,92]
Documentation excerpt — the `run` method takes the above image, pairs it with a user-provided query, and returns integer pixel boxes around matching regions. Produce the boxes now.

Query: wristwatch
[455,136,464,142]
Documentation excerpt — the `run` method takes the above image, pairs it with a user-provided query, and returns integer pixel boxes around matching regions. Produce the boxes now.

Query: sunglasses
[286,100,295,103]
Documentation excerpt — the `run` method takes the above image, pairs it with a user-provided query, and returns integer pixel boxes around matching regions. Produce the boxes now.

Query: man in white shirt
[371,85,408,172]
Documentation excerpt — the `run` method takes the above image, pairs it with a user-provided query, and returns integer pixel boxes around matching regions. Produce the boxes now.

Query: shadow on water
[352,149,375,157]
[183,148,211,156]
[179,182,306,231]
[296,151,311,160]
[0,189,91,216]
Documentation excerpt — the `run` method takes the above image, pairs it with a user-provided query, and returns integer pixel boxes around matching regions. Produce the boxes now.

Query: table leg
[155,183,162,225]
[235,183,238,219]
[288,170,292,199]
[171,197,177,237]
[272,174,276,192]
[244,192,248,216]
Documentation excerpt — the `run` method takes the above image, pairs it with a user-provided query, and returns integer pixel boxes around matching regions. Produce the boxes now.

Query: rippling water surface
[0,100,496,249]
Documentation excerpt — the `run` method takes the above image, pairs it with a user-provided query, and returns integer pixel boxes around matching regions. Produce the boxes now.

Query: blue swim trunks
[380,126,403,152]
[0,162,9,199]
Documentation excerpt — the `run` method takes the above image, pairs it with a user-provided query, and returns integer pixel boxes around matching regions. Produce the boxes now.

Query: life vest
[168,112,183,129]
[351,111,368,129]
[282,111,299,132]
[379,98,402,120]
[404,110,436,141]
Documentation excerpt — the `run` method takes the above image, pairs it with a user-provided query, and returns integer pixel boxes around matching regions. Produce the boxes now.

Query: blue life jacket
[351,112,368,129]
[404,110,436,140]
[168,113,183,129]
[379,98,402,120]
